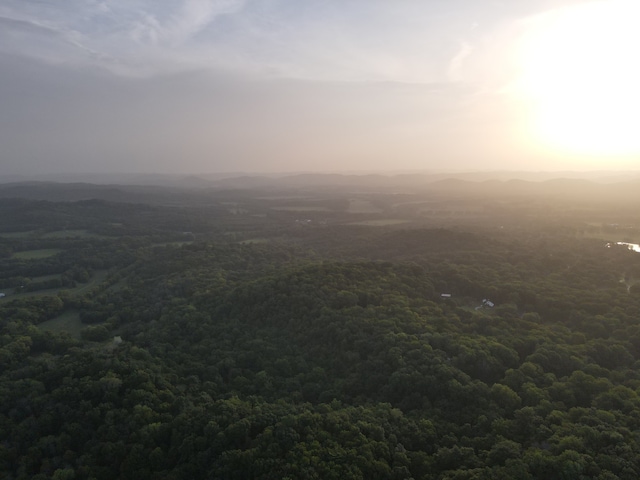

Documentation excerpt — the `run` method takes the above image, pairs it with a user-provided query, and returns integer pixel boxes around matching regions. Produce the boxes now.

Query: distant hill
[1,174,640,204]
[2,170,640,188]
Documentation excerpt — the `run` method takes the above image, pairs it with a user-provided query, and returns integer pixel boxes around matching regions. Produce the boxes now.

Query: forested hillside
[2,186,640,479]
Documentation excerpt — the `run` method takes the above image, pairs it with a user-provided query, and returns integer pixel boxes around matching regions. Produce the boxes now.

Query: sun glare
[516,0,640,158]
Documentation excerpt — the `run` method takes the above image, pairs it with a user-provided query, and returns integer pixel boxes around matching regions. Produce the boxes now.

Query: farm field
[347,198,382,214]
[0,230,38,238]
[239,238,270,245]
[42,229,107,238]
[29,273,63,283]
[347,219,410,226]
[151,241,194,248]
[11,249,64,259]
[0,269,111,300]
[270,206,331,211]
[72,269,111,295]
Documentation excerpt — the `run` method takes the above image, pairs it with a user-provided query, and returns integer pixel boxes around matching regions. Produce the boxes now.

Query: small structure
[440,293,452,299]
[0,293,5,298]
[482,299,495,308]
[113,336,123,345]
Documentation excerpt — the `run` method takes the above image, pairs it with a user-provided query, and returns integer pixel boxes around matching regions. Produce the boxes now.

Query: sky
[1,0,639,175]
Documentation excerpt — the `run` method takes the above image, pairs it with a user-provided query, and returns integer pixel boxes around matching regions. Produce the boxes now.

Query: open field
[271,206,331,212]
[390,200,431,208]
[0,231,38,238]
[38,310,83,339]
[152,241,194,248]
[239,238,270,245]
[103,277,128,294]
[29,274,63,282]
[256,195,319,200]
[418,206,485,216]
[42,229,107,238]
[347,199,382,214]
[11,249,64,260]
[73,269,110,295]
[0,230,109,239]
[0,287,65,299]
[0,269,111,300]
[347,219,411,226]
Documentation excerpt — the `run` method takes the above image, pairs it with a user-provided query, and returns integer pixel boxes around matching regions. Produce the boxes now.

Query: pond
[607,242,640,253]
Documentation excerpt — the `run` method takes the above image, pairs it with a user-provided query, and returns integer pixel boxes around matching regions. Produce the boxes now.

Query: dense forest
[2,180,640,479]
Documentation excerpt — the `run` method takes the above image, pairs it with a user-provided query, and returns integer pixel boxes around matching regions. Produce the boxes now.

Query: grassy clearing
[103,277,128,294]
[347,199,383,214]
[256,195,319,200]
[38,310,84,339]
[0,231,38,238]
[239,238,270,245]
[347,219,410,226]
[42,229,107,239]
[391,200,431,208]
[418,205,484,215]
[152,241,194,248]
[271,206,331,212]
[72,269,111,295]
[1,269,111,300]
[12,249,64,260]
[1,288,63,300]
[29,274,63,282]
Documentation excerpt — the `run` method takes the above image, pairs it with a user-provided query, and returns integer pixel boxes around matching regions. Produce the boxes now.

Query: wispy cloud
[0,1,474,81]
[0,1,580,83]
[0,0,247,75]
[448,41,474,82]
[128,0,245,47]
[0,14,114,65]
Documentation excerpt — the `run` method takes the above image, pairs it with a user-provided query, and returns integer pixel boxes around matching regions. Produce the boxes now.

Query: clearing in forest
[271,206,331,211]
[42,230,107,239]
[347,219,410,226]
[11,249,64,259]
[0,231,38,238]
[347,199,382,214]
[38,310,83,339]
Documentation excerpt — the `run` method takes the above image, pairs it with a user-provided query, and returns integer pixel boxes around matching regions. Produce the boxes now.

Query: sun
[515,0,640,159]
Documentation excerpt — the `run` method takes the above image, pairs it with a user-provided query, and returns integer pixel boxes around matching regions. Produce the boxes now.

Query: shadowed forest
[2,176,640,479]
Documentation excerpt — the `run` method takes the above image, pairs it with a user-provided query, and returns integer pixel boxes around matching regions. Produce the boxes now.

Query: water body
[607,242,640,253]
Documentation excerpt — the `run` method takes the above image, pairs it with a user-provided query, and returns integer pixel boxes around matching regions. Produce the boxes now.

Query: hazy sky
[1,0,638,175]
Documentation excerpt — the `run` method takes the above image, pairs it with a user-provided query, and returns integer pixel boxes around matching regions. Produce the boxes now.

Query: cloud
[448,41,474,82]
[0,0,247,76]
[0,0,600,84]
[0,1,480,82]
[128,0,245,47]
[0,15,107,62]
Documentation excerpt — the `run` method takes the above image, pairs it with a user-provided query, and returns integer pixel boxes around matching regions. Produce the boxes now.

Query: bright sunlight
[516,0,640,159]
